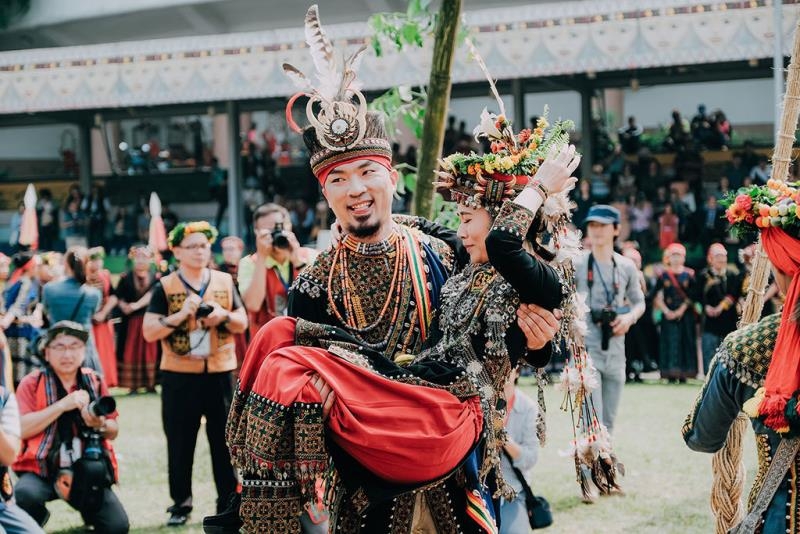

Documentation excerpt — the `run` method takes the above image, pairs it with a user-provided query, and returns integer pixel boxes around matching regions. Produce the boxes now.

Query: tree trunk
[413,0,462,218]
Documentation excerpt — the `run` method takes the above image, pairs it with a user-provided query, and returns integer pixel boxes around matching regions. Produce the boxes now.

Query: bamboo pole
[413,0,462,218]
[710,18,800,534]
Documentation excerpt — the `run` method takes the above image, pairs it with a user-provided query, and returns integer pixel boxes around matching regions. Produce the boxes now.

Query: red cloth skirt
[93,321,118,387]
[118,315,159,391]
[231,317,482,486]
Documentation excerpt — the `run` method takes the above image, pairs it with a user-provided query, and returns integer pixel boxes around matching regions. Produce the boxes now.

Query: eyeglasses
[179,243,211,251]
[48,343,85,355]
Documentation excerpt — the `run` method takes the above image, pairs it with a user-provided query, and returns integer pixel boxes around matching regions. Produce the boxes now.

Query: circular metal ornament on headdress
[306,90,367,151]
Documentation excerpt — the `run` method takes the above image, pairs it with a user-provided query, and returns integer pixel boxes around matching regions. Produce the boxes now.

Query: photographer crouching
[575,206,645,435]
[13,320,128,533]
[142,221,247,527]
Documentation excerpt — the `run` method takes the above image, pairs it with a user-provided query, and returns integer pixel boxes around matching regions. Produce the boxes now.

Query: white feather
[466,39,505,118]
[282,63,314,93]
[304,5,340,101]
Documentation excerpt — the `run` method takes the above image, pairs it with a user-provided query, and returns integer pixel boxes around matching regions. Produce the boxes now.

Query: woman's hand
[534,144,581,195]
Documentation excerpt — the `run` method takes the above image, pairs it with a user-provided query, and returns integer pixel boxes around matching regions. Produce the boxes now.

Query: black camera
[590,305,632,350]
[271,222,290,250]
[87,396,116,418]
[195,302,214,319]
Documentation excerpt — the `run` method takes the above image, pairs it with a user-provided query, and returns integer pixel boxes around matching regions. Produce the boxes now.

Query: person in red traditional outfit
[85,248,118,388]
[238,203,316,339]
[116,246,159,393]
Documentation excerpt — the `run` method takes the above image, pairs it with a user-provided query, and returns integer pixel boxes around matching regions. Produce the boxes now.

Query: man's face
[174,232,212,270]
[222,243,243,265]
[586,221,617,248]
[322,159,398,240]
[709,252,727,272]
[254,212,292,261]
[45,334,86,374]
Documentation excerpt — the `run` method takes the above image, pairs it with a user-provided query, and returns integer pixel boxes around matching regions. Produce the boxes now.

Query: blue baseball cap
[584,205,620,226]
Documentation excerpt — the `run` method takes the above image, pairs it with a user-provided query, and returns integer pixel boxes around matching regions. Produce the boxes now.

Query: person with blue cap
[574,205,646,438]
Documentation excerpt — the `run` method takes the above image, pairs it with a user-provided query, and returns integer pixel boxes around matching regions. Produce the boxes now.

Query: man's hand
[80,406,105,430]
[255,229,274,259]
[517,303,561,350]
[180,294,202,319]
[611,312,636,336]
[198,302,229,328]
[311,374,335,419]
[59,390,90,414]
[329,221,344,249]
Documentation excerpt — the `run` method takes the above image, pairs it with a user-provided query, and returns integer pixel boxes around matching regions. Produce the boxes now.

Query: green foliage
[368,0,435,56]
[368,85,427,140]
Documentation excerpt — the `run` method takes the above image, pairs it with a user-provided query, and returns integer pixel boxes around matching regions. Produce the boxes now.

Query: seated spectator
[13,321,128,533]
[715,176,732,201]
[630,193,654,251]
[750,157,771,186]
[618,116,643,155]
[500,368,540,534]
[589,164,611,202]
[659,203,679,250]
[722,154,747,190]
[690,104,714,149]
[700,195,727,248]
[614,163,637,200]
[664,110,689,152]
[713,110,732,150]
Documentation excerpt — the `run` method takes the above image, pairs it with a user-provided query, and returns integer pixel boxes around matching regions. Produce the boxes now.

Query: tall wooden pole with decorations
[710,18,800,534]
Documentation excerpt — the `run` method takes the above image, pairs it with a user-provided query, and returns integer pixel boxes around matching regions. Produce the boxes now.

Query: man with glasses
[143,221,248,527]
[13,321,127,533]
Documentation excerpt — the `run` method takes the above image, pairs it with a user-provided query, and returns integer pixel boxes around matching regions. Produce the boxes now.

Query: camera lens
[88,396,116,417]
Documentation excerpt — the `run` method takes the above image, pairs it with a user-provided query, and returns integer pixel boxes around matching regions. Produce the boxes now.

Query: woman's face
[456,204,492,264]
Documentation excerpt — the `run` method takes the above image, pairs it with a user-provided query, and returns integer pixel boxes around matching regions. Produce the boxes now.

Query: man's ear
[389,168,399,188]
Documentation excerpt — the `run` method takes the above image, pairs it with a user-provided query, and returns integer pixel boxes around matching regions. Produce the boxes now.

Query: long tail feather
[466,39,505,117]
[304,5,340,100]
[283,63,314,93]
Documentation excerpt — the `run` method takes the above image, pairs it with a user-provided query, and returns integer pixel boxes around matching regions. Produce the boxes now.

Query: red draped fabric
[236,317,482,485]
[93,322,117,387]
[757,227,800,431]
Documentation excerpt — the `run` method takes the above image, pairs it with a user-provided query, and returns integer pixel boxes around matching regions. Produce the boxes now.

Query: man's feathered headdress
[284,5,392,184]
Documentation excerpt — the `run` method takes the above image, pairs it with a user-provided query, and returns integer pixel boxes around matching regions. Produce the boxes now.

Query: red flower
[490,141,503,154]
[735,194,752,211]
[517,129,531,143]
[745,214,754,224]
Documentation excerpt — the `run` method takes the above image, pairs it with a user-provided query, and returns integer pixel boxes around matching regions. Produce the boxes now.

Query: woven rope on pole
[709,18,800,534]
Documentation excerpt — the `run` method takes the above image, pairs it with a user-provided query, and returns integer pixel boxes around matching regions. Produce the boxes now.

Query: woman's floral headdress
[435,42,572,213]
[168,221,218,249]
[722,179,800,237]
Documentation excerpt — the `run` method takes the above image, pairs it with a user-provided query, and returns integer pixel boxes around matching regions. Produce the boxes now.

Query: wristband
[529,180,550,202]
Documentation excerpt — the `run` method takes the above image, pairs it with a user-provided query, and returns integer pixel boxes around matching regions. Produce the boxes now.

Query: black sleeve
[146,282,169,316]
[393,214,469,270]
[288,280,326,323]
[485,201,563,310]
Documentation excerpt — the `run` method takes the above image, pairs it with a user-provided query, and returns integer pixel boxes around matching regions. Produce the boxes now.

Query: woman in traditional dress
[116,245,159,393]
[655,242,699,382]
[0,252,42,385]
[85,247,119,387]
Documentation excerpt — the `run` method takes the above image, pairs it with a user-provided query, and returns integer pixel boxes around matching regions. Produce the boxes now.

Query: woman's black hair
[65,247,87,284]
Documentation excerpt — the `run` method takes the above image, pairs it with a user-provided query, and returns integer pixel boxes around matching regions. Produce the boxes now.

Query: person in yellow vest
[142,221,247,528]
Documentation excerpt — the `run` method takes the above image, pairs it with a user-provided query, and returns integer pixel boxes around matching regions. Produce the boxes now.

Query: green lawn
[45,380,757,533]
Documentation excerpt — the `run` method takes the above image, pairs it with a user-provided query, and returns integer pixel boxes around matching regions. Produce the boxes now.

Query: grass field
[45,379,758,533]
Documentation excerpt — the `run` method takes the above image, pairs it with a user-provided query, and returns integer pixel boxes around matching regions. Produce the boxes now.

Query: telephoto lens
[87,396,116,418]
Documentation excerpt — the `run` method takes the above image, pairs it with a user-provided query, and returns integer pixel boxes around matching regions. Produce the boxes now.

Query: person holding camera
[142,221,247,527]
[238,203,316,338]
[12,321,128,533]
[575,205,645,434]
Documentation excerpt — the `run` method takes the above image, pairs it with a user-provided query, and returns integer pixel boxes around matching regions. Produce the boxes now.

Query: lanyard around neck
[588,253,618,307]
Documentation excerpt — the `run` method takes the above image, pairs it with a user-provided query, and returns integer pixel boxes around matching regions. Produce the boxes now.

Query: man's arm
[142,283,198,342]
